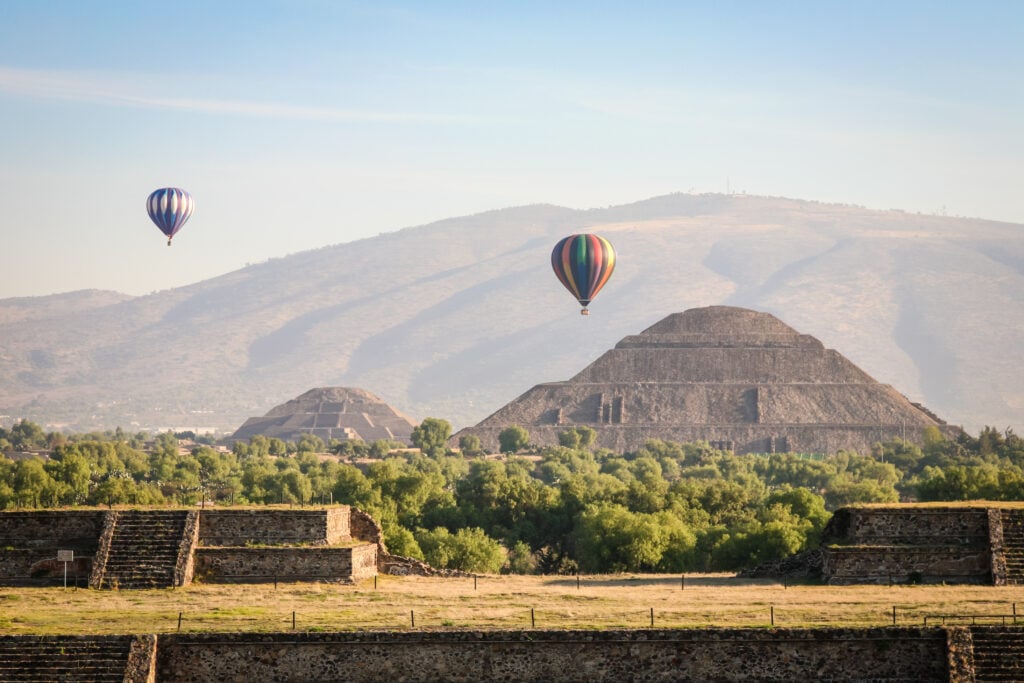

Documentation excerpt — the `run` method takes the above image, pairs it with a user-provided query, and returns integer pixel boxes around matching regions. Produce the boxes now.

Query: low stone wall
[824,546,991,584]
[193,545,376,583]
[0,510,105,548]
[0,548,92,583]
[827,507,990,545]
[125,634,158,683]
[0,511,105,583]
[349,507,384,549]
[154,627,953,682]
[174,510,200,588]
[349,544,377,582]
[197,508,351,546]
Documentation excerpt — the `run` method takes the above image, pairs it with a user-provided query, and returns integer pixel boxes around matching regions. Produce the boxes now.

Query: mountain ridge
[1,193,1020,436]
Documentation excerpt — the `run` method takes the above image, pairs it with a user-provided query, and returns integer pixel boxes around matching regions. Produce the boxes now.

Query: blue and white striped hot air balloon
[146,187,194,246]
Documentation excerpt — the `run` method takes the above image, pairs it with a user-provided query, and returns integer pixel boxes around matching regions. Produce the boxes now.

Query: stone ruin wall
[823,546,992,585]
[194,545,376,584]
[193,507,373,584]
[0,510,104,580]
[573,346,877,385]
[197,507,351,546]
[826,507,990,545]
[0,510,106,544]
[0,507,376,586]
[821,507,997,585]
[154,628,954,683]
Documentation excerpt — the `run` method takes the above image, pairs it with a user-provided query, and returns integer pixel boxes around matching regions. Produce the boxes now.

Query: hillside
[0,193,1020,435]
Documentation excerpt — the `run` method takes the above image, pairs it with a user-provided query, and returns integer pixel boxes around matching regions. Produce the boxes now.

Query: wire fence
[8,573,1023,635]
[165,599,1024,633]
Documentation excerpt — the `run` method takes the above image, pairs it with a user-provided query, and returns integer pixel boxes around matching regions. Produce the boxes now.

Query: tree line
[1,419,1022,575]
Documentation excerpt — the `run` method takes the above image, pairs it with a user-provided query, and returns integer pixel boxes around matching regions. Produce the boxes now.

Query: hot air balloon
[551,233,616,315]
[146,187,194,246]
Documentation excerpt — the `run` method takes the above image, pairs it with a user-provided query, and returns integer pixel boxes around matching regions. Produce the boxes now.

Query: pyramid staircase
[971,627,1024,682]
[1000,510,1024,584]
[95,510,190,589]
[0,635,134,682]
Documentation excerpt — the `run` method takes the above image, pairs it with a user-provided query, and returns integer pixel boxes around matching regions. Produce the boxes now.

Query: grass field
[2,574,1024,635]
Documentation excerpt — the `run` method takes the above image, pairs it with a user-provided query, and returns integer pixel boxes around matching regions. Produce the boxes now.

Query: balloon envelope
[147,187,194,245]
[551,233,616,314]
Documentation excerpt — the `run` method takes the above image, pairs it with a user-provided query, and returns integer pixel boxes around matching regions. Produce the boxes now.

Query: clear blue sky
[1,1,1021,297]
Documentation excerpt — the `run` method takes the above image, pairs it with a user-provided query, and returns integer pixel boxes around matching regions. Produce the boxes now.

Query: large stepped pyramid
[971,627,1024,682]
[231,386,417,444]
[0,635,138,682]
[457,306,959,454]
[1001,510,1024,584]
[94,510,190,589]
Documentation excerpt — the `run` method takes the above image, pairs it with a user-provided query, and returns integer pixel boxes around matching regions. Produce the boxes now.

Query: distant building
[455,306,959,455]
[230,387,416,444]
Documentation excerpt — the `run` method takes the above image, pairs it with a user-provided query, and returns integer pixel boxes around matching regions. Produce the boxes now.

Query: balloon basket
[580,308,590,316]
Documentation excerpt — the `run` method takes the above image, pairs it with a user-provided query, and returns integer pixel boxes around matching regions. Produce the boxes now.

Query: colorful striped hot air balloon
[551,233,616,315]
[146,187,194,246]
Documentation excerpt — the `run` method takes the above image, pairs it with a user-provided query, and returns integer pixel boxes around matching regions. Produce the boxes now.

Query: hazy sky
[1,1,1021,298]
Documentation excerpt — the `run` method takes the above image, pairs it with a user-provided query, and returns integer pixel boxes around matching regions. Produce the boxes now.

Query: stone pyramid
[457,306,959,455]
[231,387,416,444]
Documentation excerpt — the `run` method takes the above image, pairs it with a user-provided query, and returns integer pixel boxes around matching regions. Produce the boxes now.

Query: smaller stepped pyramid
[231,387,416,444]
[971,627,1024,682]
[0,635,136,682]
[96,510,189,589]
[1001,510,1024,584]
[457,306,959,455]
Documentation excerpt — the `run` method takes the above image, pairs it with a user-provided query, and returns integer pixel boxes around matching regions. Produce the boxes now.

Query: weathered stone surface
[194,545,376,584]
[824,507,991,546]
[0,510,103,584]
[752,505,1024,586]
[824,545,991,585]
[230,387,416,444]
[1,507,380,588]
[154,628,951,682]
[198,508,351,547]
[456,306,958,455]
[0,510,105,547]
[125,634,158,683]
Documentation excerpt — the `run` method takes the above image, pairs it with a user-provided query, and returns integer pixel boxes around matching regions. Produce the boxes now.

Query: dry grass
[2,574,1024,635]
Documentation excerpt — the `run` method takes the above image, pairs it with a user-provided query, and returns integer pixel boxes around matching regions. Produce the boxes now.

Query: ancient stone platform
[4,626,1023,681]
[231,387,416,444]
[457,306,958,454]
[0,507,379,588]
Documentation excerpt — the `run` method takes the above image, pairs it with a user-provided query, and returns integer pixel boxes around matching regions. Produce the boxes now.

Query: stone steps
[1001,511,1024,583]
[0,636,131,682]
[971,627,1024,682]
[100,510,189,590]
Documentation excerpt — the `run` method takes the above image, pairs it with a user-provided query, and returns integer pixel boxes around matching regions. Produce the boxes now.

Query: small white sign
[57,550,73,562]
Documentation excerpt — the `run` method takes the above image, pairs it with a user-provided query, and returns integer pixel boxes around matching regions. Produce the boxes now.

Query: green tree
[12,458,56,506]
[9,420,47,451]
[384,525,423,559]
[498,426,529,455]
[505,540,537,574]
[415,526,506,573]
[573,503,667,572]
[296,433,325,454]
[575,426,597,448]
[458,434,484,456]
[557,429,581,449]
[411,418,452,457]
